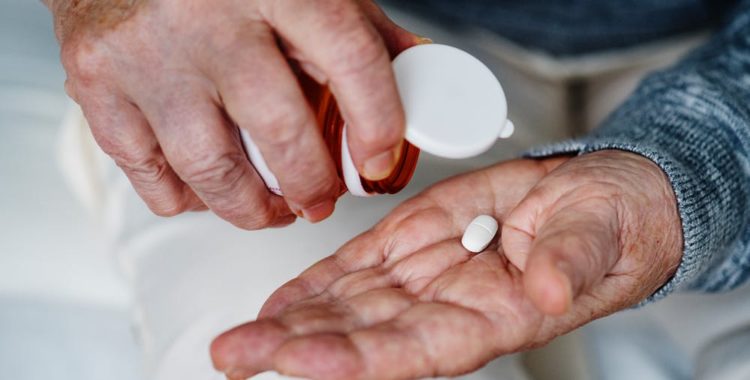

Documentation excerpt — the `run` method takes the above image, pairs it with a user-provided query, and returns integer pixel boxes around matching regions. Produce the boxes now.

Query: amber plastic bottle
[300,74,421,195]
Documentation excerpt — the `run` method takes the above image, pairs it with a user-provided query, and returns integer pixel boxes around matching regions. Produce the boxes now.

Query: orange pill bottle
[303,76,422,195]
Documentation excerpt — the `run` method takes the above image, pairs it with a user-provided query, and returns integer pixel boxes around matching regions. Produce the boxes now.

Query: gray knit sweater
[528,2,750,301]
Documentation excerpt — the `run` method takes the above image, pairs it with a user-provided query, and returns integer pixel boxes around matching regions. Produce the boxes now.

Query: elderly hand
[46,0,420,228]
[210,151,683,380]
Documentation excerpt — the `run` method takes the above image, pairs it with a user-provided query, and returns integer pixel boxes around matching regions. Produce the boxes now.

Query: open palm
[212,152,682,380]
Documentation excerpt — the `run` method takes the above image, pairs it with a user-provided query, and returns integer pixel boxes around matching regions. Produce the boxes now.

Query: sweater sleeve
[526,0,750,303]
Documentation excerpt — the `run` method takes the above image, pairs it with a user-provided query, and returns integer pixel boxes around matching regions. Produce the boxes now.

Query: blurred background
[0,0,143,379]
[3,1,750,380]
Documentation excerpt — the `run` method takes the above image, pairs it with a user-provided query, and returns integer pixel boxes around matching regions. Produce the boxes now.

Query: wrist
[586,150,683,300]
[537,154,574,173]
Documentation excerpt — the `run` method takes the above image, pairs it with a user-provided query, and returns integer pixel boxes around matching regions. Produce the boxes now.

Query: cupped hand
[210,151,683,380]
[49,0,421,228]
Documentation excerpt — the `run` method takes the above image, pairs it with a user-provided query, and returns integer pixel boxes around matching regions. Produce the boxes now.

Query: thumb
[502,196,622,316]
[358,0,431,55]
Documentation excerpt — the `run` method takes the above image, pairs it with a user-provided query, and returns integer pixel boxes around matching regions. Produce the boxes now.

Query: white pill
[461,215,499,253]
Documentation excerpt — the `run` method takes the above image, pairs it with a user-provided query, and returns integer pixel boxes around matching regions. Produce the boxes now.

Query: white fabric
[0,1,142,379]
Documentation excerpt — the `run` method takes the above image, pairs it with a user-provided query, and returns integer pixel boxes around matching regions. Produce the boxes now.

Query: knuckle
[173,151,283,230]
[63,78,80,102]
[226,200,276,230]
[61,39,107,84]
[330,27,385,77]
[128,166,178,213]
[299,0,384,78]
[90,130,121,157]
[245,206,277,229]
[92,132,192,218]
[354,122,402,149]
[251,106,310,147]
[317,0,359,30]
[179,152,246,193]
[292,174,338,206]
[276,155,339,203]
[116,152,170,186]
[112,152,192,218]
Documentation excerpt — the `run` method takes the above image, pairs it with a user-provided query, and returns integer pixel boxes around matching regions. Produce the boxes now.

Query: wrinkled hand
[48,0,420,228]
[210,151,683,380]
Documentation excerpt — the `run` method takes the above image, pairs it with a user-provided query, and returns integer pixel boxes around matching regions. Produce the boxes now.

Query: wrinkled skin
[211,151,683,380]
[46,0,421,228]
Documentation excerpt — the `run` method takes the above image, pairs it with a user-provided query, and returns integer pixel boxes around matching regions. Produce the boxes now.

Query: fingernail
[290,206,304,218]
[416,36,433,45]
[301,199,335,222]
[363,145,400,180]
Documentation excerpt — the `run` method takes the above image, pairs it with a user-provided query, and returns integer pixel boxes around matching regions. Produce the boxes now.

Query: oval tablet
[461,215,499,253]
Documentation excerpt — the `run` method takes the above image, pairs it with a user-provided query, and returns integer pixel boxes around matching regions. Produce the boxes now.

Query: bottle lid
[342,44,514,196]
[393,44,514,159]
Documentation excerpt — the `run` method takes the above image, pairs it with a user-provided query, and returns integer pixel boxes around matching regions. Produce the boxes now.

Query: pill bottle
[241,44,515,197]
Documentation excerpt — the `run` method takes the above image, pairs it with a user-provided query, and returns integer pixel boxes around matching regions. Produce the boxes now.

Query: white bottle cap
[393,44,513,158]
[342,44,514,196]
[243,44,514,197]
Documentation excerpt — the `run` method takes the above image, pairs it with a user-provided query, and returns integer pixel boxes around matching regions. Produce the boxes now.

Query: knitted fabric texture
[526,0,750,302]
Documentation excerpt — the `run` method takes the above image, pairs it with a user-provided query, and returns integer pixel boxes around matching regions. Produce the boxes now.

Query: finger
[498,158,575,270]
[137,87,295,230]
[273,303,496,380]
[350,303,497,379]
[206,29,340,222]
[326,267,397,300]
[278,287,415,336]
[378,204,465,264]
[500,188,544,272]
[507,195,622,316]
[211,319,289,379]
[258,230,386,318]
[262,0,406,180]
[261,192,492,318]
[343,288,415,326]
[213,301,353,379]
[213,288,415,379]
[285,240,477,363]
[388,239,474,294]
[259,203,463,319]
[281,1,422,84]
[81,93,203,215]
[262,160,551,317]
[355,0,426,55]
